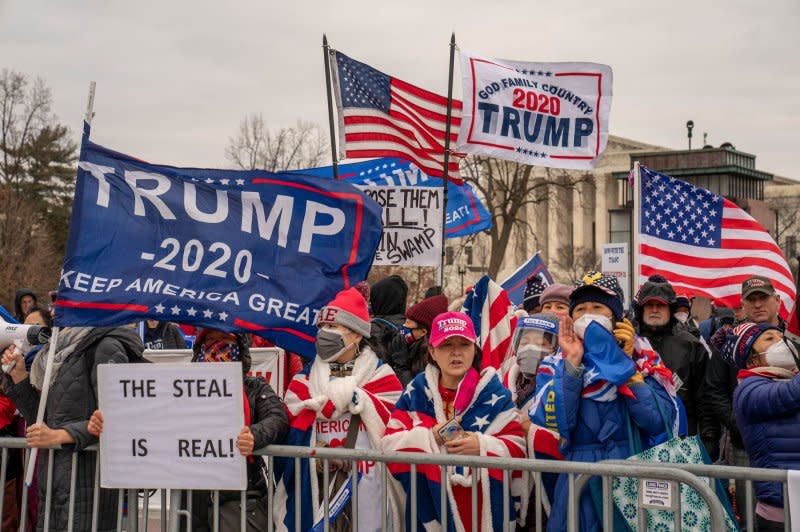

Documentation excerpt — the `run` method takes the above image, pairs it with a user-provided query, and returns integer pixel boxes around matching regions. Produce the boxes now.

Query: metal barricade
[256,444,732,532]
[0,436,792,532]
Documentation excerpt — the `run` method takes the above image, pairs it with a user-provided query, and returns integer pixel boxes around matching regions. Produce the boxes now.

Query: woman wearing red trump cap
[273,287,403,532]
[382,312,525,531]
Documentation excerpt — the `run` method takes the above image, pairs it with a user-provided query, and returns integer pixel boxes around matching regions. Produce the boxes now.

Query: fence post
[502,469,510,530]
[169,489,182,532]
[602,475,613,532]
[43,448,54,531]
[351,461,359,532]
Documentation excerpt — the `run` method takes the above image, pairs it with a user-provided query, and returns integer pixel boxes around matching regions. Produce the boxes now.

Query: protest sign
[289,158,492,238]
[356,185,443,266]
[457,51,613,170]
[601,243,630,307]
[55,133,383,358]
[98,362,246,490]
[143,347,286,396]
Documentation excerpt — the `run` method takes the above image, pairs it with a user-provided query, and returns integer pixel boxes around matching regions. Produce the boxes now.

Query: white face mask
[572,314,613,340]
[674,312,689,324]
[763,340,799,371]
[516,345,550,376]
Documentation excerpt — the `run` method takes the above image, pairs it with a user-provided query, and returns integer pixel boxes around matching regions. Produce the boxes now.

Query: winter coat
[220,376,288,501]
[6,327,143,532]
[143,321,187,350]
[734,372,800,508]
[369,314,404,354]
[535,360,676,532]
[674,319,701,339]
[703,317,786,451]
[13,288,37,322]
[385,332,427,387]
[637,322,708,435]
[185,375,289,531]
[702,348,742,448]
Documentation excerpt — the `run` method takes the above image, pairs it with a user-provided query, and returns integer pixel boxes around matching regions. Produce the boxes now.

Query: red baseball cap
[429,311,477,347]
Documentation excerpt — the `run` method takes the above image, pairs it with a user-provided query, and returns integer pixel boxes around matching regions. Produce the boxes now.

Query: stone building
[444,138,796,316]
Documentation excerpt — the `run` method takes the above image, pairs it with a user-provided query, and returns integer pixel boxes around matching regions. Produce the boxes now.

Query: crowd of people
[0,268,798,531]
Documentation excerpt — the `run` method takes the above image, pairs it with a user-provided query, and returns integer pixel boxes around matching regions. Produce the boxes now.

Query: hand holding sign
[236,426,254,456]
[88,409,103,437]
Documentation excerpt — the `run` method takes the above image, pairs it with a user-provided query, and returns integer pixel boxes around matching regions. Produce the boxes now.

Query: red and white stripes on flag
[330,51,463,184]
[462,276,518,370]
[637,166,795,317]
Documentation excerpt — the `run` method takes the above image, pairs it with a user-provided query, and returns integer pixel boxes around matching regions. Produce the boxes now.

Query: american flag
[330,51,463,184]
[638,166,795,316]
[462,275,517,370]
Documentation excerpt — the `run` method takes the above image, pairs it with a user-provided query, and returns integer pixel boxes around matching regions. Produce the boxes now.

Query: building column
[547,181,560,269]
[595,173,608,249]
[572,179,584,249]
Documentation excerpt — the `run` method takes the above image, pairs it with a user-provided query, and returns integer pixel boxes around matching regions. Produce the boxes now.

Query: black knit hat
[370,275,408,316]
[523,276,547,311]
[569,271,624,320]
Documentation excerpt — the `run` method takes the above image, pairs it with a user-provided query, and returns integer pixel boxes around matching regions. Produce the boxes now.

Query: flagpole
[85,81,96,125]
[631,160,642,304]
[322,34,339,179]
[439,33,456,289]
[24,82,96,487]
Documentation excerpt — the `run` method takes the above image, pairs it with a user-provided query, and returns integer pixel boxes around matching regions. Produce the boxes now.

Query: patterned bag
[612,434,739,531]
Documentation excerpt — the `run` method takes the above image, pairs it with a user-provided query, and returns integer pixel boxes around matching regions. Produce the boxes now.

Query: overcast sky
[2,0,798,178]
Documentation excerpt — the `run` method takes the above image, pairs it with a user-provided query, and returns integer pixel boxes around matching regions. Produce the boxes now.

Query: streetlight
[686,120,694,150]
[458,265,467,295]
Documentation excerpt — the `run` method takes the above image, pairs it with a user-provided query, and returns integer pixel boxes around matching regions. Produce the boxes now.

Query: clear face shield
[512,327,558,377]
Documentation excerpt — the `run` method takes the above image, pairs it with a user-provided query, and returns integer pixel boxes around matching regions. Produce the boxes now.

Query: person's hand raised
[613,318,636,357]
[559,315,584,368]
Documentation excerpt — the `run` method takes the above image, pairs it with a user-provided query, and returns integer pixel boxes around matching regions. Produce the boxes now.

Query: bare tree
[460,156,592,278]
[767,195,800,253]
[765,195,800,282]
[225,114,329,171]
[552,244,600,282]
[0,69,77,306]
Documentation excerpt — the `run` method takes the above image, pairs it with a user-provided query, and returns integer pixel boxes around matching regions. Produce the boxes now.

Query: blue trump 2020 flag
[289,158,492,238]
[500,253,553,307]
[56,128,383,358]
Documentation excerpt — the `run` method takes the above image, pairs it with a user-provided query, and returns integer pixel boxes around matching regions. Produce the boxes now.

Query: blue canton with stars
[335,52,391,112]
[640,167,723,248]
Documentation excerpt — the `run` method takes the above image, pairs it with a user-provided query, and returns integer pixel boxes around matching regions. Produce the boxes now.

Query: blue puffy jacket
[533,361,676,532]
[734,372,800,508]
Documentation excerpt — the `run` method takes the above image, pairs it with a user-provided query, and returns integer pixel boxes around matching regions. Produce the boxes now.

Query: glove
[614,318,636,357]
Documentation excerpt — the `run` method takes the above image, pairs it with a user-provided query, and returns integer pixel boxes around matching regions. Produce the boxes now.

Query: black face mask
[316,328,351,362]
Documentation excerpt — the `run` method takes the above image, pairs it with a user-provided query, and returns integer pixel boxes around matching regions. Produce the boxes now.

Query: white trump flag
[456,51,613,170]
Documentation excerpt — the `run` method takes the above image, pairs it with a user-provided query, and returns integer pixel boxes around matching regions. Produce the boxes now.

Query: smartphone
[437,417,465,442]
